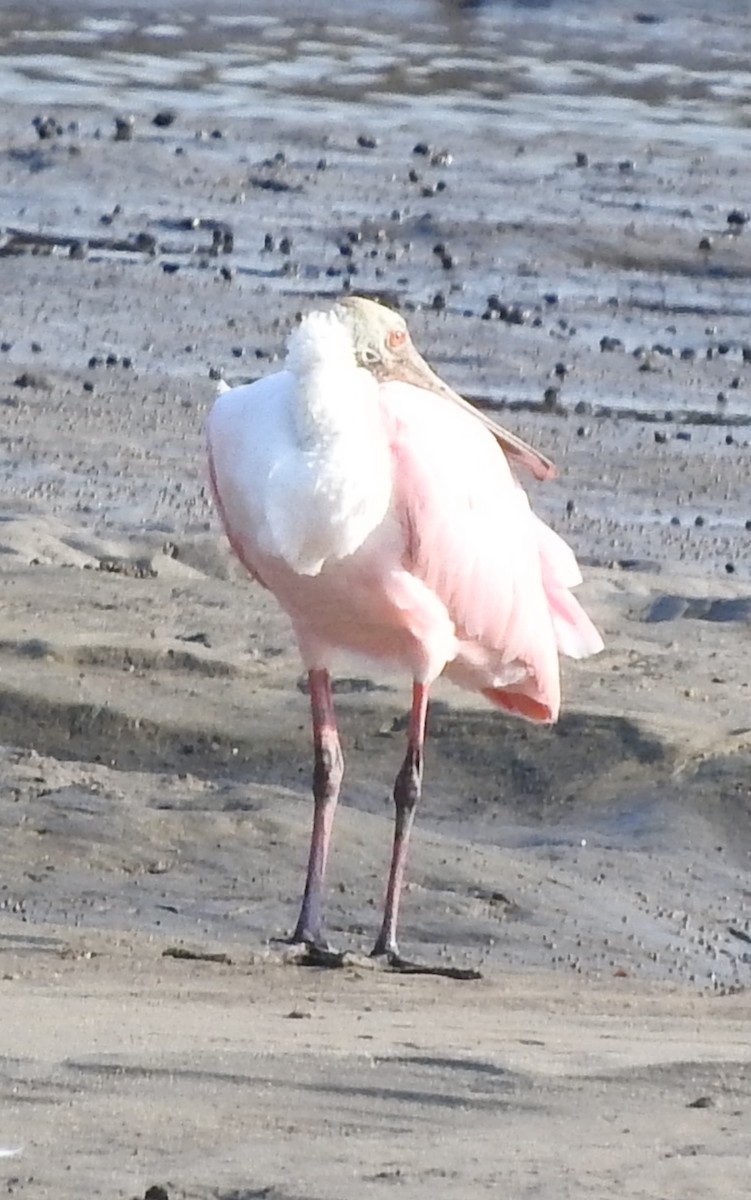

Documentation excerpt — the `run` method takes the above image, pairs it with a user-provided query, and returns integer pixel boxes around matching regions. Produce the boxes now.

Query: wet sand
[0,3,750,1197]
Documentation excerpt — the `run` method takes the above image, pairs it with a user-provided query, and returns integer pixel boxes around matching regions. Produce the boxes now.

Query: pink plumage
[207,297,603,968]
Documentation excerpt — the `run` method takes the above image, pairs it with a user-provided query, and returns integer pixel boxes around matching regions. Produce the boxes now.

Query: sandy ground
[1,3,750,1197]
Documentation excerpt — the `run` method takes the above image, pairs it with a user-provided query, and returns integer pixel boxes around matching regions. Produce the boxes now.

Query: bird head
[332,296,418,383]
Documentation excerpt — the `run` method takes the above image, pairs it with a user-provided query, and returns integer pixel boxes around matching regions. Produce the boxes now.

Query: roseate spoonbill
[207,295,603,968]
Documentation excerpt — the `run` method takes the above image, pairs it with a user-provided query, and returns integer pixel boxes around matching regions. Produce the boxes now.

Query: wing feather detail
[381,381,601,721]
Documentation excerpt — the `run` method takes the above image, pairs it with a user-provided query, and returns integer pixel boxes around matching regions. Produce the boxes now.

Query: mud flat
[0,3,750,1197]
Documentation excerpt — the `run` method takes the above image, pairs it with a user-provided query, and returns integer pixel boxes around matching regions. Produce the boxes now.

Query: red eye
[387,329,407,349]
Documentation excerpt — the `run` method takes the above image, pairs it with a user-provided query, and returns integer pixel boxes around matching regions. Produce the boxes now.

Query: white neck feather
[285,310,355,376]
[286,311,371,449]
[265,310,391,575]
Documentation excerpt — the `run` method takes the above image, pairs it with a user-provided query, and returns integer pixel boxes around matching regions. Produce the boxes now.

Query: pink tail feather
[535,516,604,660]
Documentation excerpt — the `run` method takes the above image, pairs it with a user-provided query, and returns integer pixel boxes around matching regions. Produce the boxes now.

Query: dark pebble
[31,341,42,353]
[135,232,158,253]
[698,236,713,251]
[680,347,696,360]
[574,400,591,415]
[675,430,692,441]
[357,134,378,149]
[105,353,119,367]
[152,110,176,128]
[219,266,234,281]
[33,114,60,139]
[69,239,87,260]
[0,342,12,352]
[440,253,455,269]
[210,129,224,139]
[408,169,420,183]
[618,159,635,172]
[543,292,559,305]
[316,158,327,170]
[13,369,47,388]
[670,516,680,526]
[727,209,749,226]
[208,366,223,381]
[575,151,589,167]
[566,499,576,515]
[122,356,133,369]
[161,262,180,274]
[717,342,731,354]
[339,243,352,257]
[143,1186,169,1200]
[600,336,624,352]
[231,346,244,358]
[554,362,569,378]
[725,434,735,445]
[724,562,735,574]
[279,236,292,255]
[88,356,103,369]
[654,431,667,444]
[694,515,704,526]
[542,386,561,411]
[413,142,431,156]
[730,376,740,389]
[14,371,51,389]
[263,233,275,251]
[83,381,94,393]
[114,115,135,142]
[716,391,727,403]
[432,292,446,311]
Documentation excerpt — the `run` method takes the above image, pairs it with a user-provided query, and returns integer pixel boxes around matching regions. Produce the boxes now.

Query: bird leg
[291,668,343,948]
[372,681,429,961]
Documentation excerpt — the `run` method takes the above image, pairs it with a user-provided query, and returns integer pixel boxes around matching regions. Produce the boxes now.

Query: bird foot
[273,936,482,978]
[371,949,483,980]
[279,939,350,969]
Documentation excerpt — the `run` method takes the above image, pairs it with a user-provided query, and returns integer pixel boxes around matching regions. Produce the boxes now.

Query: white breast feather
[207,311,393,578]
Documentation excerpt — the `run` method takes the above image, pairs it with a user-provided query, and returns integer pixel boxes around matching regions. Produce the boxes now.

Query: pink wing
[382,382,602,723]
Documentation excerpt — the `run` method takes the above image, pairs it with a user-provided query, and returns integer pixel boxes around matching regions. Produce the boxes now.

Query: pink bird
[207,296,603,969]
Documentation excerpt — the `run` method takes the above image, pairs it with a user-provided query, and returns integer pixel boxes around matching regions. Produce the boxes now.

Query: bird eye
[387,329,407,350]
[363,347,379,363]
